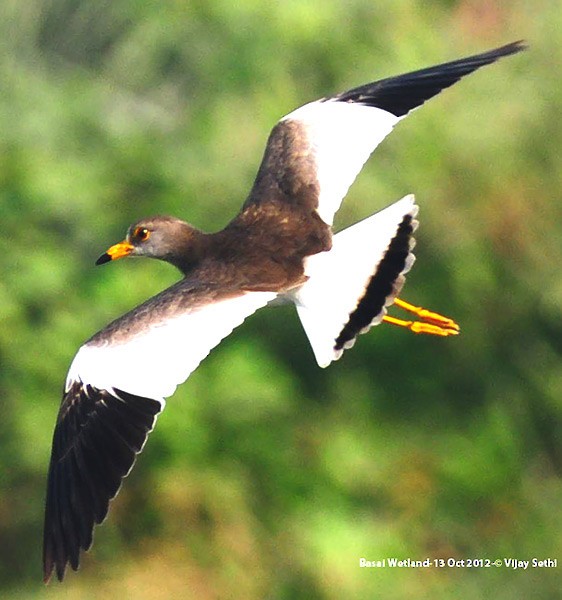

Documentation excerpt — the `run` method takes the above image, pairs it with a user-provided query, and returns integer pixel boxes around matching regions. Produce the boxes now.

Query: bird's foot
[383,298,460,336]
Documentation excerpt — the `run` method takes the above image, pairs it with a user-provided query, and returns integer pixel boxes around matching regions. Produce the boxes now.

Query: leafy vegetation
[1,1,560,598]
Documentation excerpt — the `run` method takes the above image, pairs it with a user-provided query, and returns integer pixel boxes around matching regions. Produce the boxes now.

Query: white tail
[289,194,418,367]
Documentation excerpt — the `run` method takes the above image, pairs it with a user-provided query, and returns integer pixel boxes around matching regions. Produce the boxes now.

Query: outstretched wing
[244,41,526,226]
[43,282,276,582]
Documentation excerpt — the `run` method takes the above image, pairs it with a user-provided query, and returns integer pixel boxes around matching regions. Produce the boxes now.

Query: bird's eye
[133,227,150,242]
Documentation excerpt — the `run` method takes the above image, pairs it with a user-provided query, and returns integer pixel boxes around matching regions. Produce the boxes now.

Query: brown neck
[165,230,212,275]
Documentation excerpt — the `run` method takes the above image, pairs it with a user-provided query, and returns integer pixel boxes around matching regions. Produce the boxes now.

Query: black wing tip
[459,39,528,66]
[42,547,73,583]
[42,382,163,584]
[42,562,69,585]
[487,39,528,57]
[334,40,528,117]
[43,571,55,585]
[42,559,56,584]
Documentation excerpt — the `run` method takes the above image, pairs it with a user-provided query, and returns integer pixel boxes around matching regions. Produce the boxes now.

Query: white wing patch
[282,100,401,226]
[290,195,417,367]
[66,291,276,401]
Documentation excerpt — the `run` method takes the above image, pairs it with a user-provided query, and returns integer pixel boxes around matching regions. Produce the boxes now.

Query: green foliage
[1,0,561,598]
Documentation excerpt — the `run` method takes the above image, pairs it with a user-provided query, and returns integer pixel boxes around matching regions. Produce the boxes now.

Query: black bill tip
[95,253,112,266]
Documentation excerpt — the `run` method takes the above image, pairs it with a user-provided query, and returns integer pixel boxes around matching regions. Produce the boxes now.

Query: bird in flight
[43,40,526,582]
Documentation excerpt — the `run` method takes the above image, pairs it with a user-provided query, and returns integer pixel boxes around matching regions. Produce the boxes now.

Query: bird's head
[96,216,206,274]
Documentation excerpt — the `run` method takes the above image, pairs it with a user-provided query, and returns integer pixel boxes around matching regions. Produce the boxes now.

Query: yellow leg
[383,298,460,337]
[393,298,460,332]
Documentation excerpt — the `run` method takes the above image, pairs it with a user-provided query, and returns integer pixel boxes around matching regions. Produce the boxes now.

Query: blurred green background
[1,0,561,598]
